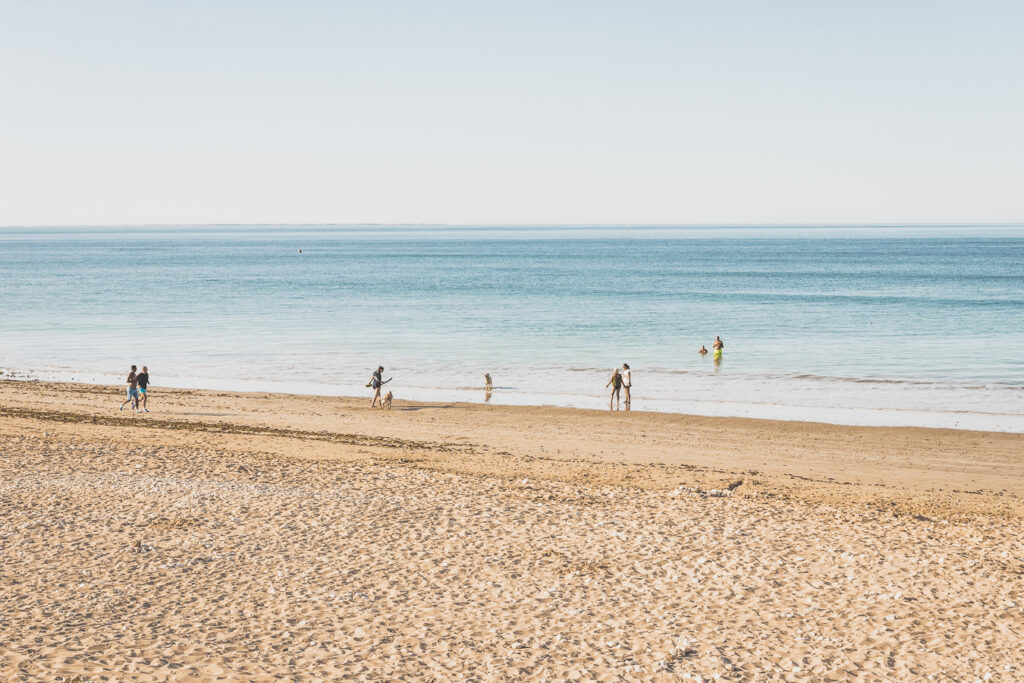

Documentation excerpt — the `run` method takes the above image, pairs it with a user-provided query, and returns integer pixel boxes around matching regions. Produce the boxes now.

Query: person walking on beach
[606,368,623,408]
[136,366,150,412]
[621,363,632,405]
[119,365,139,412]
[368,365,391,407]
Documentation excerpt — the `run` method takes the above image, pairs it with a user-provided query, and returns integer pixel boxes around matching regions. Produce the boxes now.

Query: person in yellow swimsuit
[712,336,724,359]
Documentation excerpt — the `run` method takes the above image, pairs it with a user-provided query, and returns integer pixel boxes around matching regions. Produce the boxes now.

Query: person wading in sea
[606,368,623,409]
[621,363,632,405]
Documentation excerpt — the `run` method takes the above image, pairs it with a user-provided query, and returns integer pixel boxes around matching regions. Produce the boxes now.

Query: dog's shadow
[392,404,457,412]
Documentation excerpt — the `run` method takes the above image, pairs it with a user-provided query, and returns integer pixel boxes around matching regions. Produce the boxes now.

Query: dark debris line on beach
[0,405,452,453]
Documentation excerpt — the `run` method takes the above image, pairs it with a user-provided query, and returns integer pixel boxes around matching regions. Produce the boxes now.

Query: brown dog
[380,390,393,411]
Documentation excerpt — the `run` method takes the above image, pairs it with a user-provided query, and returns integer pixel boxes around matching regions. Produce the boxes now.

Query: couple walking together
[606,363,631,407]
[119,365,150,412]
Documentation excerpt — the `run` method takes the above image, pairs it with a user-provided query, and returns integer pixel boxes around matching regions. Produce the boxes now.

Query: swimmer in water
[699,345,708,355]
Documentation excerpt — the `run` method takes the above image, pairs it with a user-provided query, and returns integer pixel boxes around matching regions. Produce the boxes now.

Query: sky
[1,1,1022,226]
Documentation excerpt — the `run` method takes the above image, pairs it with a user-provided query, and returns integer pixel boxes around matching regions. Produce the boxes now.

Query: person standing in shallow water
[606,368,623,408]
[713,336,724,359]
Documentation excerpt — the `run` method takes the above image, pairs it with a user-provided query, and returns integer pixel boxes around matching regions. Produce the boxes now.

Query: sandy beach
[2,379,1023,681]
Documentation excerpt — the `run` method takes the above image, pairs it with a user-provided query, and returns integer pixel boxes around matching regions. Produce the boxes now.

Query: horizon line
[2,221,1023,229]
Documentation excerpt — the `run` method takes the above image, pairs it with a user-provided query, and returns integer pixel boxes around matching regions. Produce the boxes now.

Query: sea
[1,225,1022,432]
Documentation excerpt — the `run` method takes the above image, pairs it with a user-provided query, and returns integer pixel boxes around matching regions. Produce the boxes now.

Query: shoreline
[4,378,1023,517]
[3,368,1022,434]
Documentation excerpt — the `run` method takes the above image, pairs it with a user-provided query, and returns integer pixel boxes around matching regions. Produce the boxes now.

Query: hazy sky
[1,1,1022,225]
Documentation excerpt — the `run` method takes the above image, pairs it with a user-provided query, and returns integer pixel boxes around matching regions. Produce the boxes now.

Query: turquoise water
[1,225,1022,430]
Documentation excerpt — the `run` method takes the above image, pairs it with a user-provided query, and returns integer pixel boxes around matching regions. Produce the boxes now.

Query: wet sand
[1,380,1022,680]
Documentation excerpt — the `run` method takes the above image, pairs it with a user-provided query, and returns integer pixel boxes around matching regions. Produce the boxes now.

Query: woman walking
[137,366,150,412]
[367,365,391,407]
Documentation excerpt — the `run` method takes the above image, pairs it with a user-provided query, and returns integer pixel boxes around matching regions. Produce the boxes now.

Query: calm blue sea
[1,225,1022,430]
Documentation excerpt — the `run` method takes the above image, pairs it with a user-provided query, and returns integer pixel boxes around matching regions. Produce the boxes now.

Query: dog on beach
[484,373,492,390]
[380,390,393,411]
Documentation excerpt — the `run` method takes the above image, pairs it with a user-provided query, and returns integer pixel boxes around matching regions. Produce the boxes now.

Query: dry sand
[1,380,1022,681]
